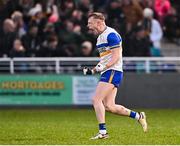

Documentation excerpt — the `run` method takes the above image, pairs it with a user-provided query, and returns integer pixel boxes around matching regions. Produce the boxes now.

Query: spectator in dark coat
[10,38,26,57]
[21,25,41,57]
[127,26,151,56]
[0,19,17,57]
[38,34,61,57]
[163,7,180,43]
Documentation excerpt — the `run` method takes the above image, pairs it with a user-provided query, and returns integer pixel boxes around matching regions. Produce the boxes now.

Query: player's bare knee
[105,104,116,113]
[104,105,110,111]
[104,103,110,111]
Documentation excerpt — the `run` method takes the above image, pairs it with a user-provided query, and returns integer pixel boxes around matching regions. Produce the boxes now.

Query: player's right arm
[83,63,105,75]
[83,62,107,75]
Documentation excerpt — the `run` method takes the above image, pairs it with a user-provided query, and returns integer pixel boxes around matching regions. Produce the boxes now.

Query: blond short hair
[88,12,105,21]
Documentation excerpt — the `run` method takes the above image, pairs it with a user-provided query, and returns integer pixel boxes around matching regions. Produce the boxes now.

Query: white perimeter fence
[0,57,180,74]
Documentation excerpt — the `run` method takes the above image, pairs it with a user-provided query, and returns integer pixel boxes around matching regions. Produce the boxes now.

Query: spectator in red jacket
[154,0,171,25]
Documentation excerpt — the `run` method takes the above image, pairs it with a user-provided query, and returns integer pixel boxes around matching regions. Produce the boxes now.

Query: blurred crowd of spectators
[0,0,179,58]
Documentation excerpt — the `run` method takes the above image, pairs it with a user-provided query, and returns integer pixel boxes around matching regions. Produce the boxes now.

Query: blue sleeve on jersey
[107,32,121,49]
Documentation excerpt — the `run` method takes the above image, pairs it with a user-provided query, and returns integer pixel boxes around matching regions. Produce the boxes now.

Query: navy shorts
[99,70,123,88]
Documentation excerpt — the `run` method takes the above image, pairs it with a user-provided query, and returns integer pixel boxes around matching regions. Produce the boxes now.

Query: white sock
[99,130,107,134]
[135,112,140,120]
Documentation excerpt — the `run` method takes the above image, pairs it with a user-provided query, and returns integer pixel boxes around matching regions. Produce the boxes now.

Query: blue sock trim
[99,123,106,130]
[130,111,136,119]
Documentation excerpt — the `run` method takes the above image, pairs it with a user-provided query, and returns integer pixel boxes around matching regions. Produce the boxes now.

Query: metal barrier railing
[0,57,180,74]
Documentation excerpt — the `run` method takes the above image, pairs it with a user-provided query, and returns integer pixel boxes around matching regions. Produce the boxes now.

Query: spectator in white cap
[143,8,163,56]
[28,4,43,17]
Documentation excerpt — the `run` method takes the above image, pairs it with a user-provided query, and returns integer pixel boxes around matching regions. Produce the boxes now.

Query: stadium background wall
[0,73,179,108]
[117,73,180,108]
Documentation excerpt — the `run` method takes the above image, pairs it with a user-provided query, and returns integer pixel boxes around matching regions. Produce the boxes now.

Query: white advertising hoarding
[73,76,99,105]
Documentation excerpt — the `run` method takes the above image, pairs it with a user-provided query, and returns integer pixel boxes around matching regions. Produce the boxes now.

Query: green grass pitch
[0,109,180,145]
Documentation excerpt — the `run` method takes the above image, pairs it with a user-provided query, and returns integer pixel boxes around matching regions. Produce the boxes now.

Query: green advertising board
[0,75,72,105]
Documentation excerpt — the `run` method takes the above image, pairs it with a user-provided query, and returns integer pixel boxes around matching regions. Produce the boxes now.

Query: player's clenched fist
[83,67,94,75]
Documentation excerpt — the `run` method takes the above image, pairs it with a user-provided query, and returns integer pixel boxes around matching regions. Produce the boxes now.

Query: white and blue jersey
[96,26,123,87]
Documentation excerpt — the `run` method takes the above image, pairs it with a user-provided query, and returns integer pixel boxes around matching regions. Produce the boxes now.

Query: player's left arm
[106,46,121,68]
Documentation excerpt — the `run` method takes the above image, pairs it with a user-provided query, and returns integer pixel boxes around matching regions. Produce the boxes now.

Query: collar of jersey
[99,26,108,35]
